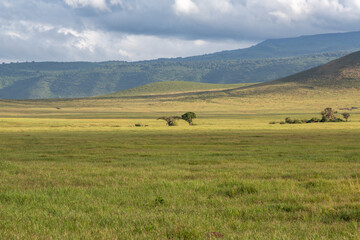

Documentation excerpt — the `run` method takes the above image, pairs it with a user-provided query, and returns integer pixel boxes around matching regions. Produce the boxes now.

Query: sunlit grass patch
[0,90,360,238]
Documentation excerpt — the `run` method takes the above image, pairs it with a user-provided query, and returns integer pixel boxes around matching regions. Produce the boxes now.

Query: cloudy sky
[1,0,360,62]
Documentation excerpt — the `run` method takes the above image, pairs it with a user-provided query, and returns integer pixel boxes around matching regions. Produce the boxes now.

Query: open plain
[0,88,359,239]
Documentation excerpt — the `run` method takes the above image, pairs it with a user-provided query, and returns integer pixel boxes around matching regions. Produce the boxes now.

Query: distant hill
[1,31,360,99]
[101,51,360,99]
[186,31,360,61]
[100,81,254,97]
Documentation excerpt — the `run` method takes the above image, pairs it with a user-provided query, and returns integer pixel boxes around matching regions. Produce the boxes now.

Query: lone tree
[321,108,337,122]
[158,116,181,126]
[342,112,350,122]
[181,112,197,125]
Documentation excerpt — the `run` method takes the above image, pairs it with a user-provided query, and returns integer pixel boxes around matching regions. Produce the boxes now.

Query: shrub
[307,117,321,123]
[333,118,345,122]
[321,117,329,122]
[168,121,178,126]
[293,119,302,124]
[285,117,294,124]
[278,108,345,124]
[342,112,350,122]
[269,121,276,124]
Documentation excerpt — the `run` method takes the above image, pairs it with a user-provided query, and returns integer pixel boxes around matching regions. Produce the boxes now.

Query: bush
[168,121,178,126]
[321,116,329,122]
[285,117,294,124]
[135,123,148,127]
[333,118,345,122]
[307,117,321,123]
[293,119,302,124]
[269,121,276,124]
[276,108,345,124]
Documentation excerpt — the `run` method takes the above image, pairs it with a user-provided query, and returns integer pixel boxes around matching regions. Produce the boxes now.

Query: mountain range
[1,31,360,99]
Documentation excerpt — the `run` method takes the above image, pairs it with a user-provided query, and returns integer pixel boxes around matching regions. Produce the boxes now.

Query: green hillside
[101,81,254,97]
[0,52,346,99]
[2,31,360,99]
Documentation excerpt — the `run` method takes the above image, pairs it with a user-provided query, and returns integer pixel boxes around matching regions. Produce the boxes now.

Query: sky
[1,0,360,62]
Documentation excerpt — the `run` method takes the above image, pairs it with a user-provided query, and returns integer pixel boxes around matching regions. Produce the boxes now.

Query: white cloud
[64,0,108,10]
[4,31,27,40]
[194,39,206,46]
[173,0,199,15]
[110,0,123,6]
[112,35,254,61]
[58,28,103,52]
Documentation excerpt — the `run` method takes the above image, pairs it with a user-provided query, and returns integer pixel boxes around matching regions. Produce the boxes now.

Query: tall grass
[0,91,359,239]
[0,115,360,239]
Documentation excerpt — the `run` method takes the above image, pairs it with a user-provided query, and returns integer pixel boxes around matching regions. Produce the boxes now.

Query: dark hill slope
[223,51,360,97]
[268,50,360,88]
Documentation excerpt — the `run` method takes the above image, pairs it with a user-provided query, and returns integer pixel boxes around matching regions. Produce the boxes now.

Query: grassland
[0,90,360,239]
[99,81,254,97]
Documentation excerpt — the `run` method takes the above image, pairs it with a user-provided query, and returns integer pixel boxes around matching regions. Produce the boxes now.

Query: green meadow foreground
[0,93,360,239]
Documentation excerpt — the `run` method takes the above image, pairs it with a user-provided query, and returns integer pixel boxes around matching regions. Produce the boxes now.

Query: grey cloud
[67,0,360,40]
[1,0,360,62]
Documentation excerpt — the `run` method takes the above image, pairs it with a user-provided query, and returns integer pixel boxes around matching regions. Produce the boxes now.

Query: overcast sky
[1,0,360,62]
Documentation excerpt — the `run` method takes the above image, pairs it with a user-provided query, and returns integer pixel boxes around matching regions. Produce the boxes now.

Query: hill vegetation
[0,53,345,100]
[2,31,360,99]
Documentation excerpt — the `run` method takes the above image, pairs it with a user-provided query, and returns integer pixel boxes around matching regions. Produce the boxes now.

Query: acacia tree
[158,116,181,126]
[181,112,197,125]
[321,108,337,122]
[342,112,350,122]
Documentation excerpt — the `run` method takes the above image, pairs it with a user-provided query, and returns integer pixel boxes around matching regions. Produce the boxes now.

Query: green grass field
[1,91,360,239]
